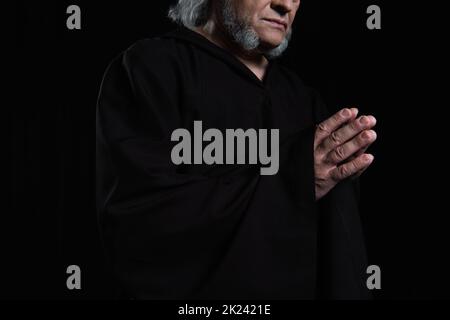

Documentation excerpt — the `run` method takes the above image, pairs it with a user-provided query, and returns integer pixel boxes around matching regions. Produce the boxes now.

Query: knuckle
[339,165,349,178]
[315,169,328,183]
[318,152,328,164]
[332,115,340,125]
[329,169,338,181]
[334,112,344,122]
[349,119,359,132]
[317,123,329,134]
[330,131,341,145]
[334,146,346,162]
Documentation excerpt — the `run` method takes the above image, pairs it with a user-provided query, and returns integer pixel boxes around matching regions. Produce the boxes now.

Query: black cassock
[96,27,371,299]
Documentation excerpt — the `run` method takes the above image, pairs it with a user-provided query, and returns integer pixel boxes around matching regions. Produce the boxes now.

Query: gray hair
[168,0,211,28]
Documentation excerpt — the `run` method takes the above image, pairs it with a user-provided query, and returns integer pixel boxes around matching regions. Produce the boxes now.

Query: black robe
[96,26,371,300]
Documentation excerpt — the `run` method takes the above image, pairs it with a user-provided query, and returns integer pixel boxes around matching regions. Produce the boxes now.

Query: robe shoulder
[111,34,204,90]
[97,37,189,143]
[101,37,185,99]
[121,37,188,76]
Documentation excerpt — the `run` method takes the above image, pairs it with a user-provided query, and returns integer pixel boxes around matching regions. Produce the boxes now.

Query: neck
[194,20,269,81]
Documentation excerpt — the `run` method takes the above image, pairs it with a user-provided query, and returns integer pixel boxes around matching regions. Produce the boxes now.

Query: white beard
[220,0,292,59]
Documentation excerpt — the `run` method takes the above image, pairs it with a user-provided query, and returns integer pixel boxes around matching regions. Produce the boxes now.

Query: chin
[257,29,285,47]
[259,36,284,49]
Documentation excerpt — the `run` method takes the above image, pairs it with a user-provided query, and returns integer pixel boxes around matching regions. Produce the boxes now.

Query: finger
[315,108,358,148]
[355,145,369,158]
[331,153,374,182]
[345,142,371,163]
[353,164,370,179]
[321,115,377,153]
[327,129,377,164]
[348,129,377,161]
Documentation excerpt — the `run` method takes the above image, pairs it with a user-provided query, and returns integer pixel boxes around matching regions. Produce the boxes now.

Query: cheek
[239,0,260,18]
[289,11,298,27]
[291,4,301,24]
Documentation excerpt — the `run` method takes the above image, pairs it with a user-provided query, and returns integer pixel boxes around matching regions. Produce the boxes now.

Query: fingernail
[341,109,351,117]
[364,154,374,162]
[359,116,369,125]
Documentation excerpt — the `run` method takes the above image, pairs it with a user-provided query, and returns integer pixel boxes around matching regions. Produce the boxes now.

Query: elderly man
[96,0,377,299]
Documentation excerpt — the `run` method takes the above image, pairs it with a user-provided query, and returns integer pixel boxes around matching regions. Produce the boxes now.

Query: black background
[10,0,448,299]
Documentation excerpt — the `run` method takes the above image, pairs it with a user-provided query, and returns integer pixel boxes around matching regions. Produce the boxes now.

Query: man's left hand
[314,107,377,201]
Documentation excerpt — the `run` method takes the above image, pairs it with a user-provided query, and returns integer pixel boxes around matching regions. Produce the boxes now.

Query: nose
[271,0,296,16]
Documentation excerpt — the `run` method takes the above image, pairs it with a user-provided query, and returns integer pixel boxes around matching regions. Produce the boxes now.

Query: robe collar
[161,26,278,89]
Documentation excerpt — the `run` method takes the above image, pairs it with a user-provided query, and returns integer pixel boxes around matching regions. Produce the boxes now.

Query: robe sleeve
[96,40,230,298]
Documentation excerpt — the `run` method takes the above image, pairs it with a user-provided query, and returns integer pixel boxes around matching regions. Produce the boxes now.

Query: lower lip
[263,19,286,31]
